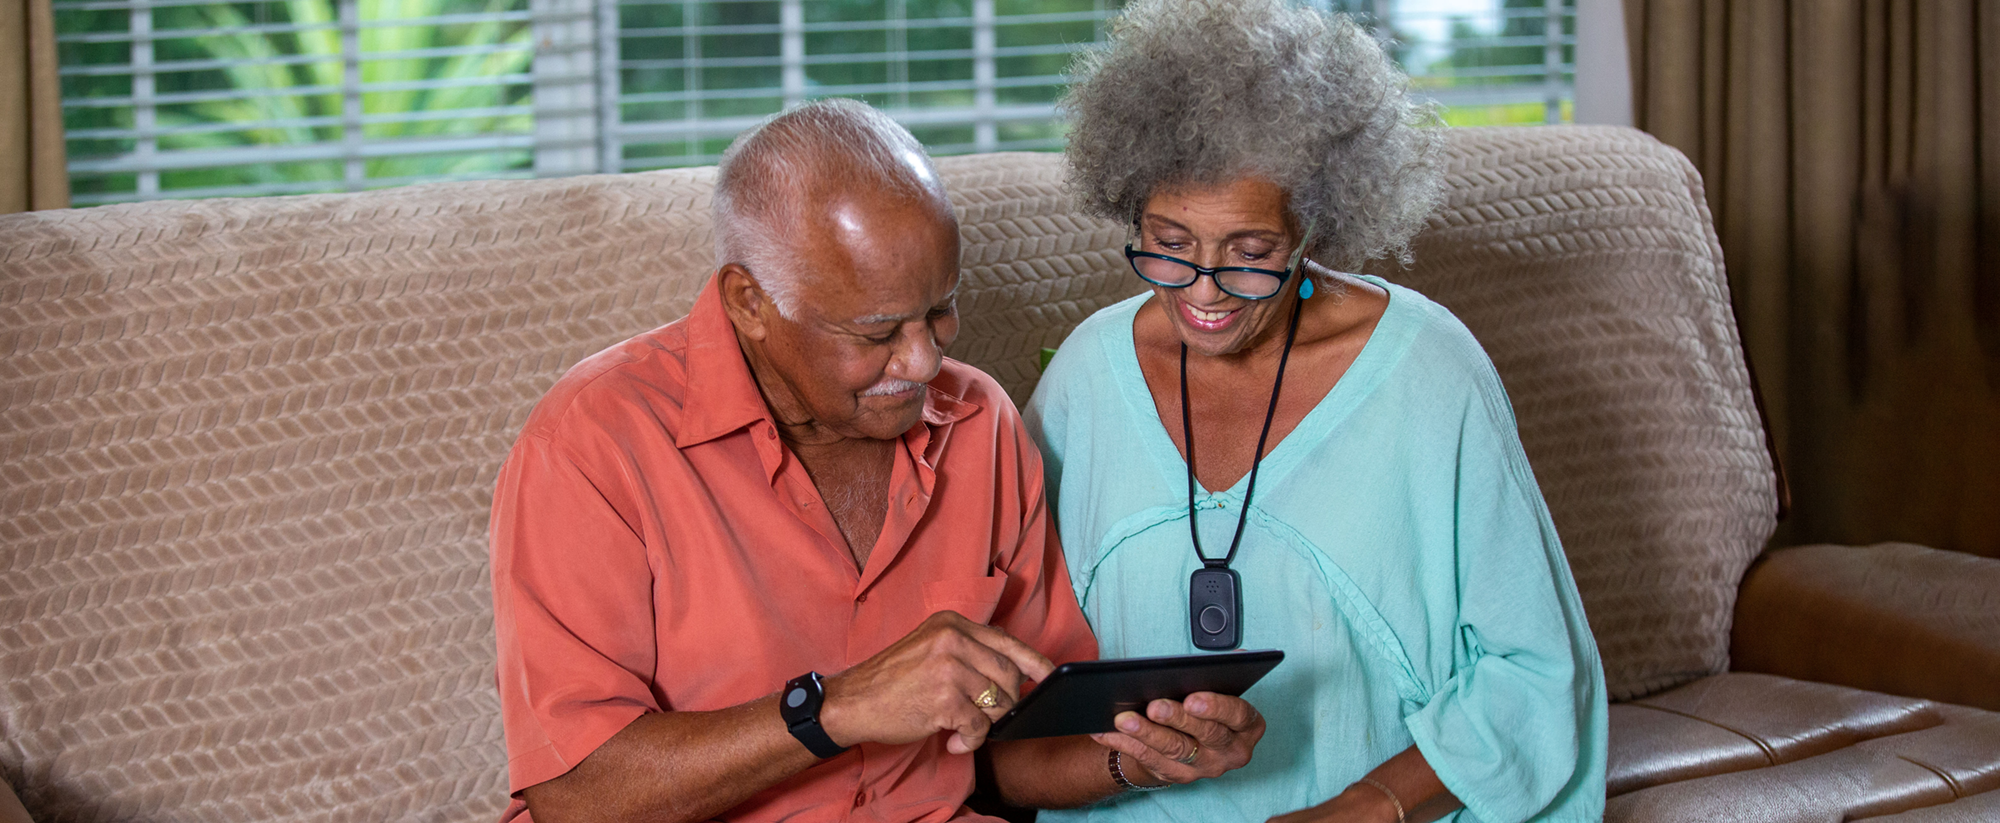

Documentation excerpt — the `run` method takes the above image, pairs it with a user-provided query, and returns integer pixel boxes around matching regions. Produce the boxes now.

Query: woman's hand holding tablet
[977,651,1277,802]
[987,651,1279,788]
[988,650,1283,740]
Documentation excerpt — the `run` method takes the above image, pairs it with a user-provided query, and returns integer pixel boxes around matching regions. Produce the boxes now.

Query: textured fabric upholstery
[1368,126,1777,700]
[935,152,1142,404]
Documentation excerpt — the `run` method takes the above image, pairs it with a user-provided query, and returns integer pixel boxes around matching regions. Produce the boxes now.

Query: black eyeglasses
[1122,224,1316,301]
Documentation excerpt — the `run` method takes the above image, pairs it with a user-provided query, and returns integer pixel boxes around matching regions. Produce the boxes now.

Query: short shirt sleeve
[988,402,1099,670]
[489,428,661,794]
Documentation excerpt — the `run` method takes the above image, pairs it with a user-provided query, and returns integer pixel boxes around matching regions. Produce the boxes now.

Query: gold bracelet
[1354,777,1406,823]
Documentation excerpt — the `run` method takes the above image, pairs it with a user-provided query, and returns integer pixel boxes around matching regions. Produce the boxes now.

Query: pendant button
[1199,604,1229,634]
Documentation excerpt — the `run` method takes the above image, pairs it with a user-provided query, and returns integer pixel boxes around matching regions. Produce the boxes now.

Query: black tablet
[986,649,1284,741]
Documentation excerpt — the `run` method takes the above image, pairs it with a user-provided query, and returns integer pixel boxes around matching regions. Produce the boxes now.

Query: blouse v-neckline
[1110,275,1410,499]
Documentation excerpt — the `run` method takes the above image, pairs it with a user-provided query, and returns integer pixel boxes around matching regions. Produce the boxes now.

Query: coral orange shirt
[489,277,1098,823]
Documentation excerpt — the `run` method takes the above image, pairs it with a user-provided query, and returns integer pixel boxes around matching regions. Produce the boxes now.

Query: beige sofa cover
[3,126,1994,822]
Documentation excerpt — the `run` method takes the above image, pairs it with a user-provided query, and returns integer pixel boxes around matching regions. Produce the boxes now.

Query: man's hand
[819,611,1056,755]
[1089,691,1265,786]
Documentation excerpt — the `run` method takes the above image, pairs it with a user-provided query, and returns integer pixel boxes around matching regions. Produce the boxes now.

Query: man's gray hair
[1060,0,1445,269]
[713,98,952,317]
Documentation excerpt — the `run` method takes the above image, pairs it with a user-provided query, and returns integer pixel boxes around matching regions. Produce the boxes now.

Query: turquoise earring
[1299,278,1315,300]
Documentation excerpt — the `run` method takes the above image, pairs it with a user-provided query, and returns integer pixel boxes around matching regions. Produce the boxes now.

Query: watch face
[787,687,809,708]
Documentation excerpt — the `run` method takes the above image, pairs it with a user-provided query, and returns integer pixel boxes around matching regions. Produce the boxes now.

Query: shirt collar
[677,275,978,449]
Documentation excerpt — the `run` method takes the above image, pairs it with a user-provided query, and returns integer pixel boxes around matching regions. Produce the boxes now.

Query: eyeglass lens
[1131,256,1285,299]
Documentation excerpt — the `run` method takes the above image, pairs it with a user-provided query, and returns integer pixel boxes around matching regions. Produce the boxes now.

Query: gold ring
[974,686,1000,709]
[1175,742,1200,765]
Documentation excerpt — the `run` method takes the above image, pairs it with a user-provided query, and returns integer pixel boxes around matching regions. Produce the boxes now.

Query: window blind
[56,0,1576,203]
[1389,0,1577,125]
[559,0,1120,175]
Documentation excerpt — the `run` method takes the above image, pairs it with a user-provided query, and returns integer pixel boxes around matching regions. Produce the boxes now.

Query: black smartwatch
[780,671,848,759]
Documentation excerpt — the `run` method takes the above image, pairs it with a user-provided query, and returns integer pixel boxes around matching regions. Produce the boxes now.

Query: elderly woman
[1021,1,1609,821]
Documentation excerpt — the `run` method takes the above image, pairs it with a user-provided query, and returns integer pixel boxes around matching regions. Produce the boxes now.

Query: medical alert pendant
[1179,297,1299,655]
[1190,565,1243,650]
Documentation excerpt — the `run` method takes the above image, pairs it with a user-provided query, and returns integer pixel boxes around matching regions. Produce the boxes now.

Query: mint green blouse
[1024,280,1607,823]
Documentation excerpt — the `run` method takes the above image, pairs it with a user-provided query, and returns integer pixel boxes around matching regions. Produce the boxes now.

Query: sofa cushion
[1607,746,1956,822]
[1605,674,2000,822]
[1854,705,2000,799]
[1606,673,1943,796]
[1630,673,1944,764]
[1606,703,1770,795]
[1370,126,1778,699]
[1857,790,2000,822]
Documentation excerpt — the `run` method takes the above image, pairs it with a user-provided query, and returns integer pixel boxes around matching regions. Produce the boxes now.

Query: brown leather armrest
[1732,542,2000,710]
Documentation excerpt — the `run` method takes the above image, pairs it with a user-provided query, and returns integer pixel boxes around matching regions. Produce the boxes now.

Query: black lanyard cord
[1181,295,1304,570]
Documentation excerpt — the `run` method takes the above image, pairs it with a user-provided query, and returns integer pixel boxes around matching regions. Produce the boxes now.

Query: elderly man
[488,99,1264,823]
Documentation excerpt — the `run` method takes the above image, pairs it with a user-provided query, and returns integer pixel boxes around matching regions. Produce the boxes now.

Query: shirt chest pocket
[921,576,1008,624]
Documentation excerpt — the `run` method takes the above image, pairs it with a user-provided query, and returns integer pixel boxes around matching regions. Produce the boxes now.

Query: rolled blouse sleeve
[1402,381,1608,823]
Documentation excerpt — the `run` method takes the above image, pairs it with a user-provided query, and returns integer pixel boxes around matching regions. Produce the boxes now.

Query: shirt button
[853,792,865,807]
[855,594,867,603]
[765,428,777,440]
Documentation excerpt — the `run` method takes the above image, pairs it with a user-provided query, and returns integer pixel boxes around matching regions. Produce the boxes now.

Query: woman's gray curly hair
[1061,0,1445,269]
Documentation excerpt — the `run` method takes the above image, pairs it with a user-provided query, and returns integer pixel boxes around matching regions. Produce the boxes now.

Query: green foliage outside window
[57,0,532,201]
[1418,0,1576,126]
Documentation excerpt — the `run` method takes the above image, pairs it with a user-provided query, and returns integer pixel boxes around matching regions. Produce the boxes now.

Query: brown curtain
[1625,0,2000,557]
[1,0,68,213]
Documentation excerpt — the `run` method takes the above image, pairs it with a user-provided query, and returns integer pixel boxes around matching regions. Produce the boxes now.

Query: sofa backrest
[1368,126,1777,700]
[0,127,1773,822]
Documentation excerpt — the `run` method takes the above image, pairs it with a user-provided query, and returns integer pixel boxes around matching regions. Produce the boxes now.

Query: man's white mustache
[861,379,926,397]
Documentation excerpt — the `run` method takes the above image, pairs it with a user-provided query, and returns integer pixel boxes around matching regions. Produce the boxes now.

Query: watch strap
[780,672,849,759]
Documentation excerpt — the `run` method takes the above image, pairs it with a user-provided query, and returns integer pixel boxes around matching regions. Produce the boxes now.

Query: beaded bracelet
[1108,749,1168,792]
